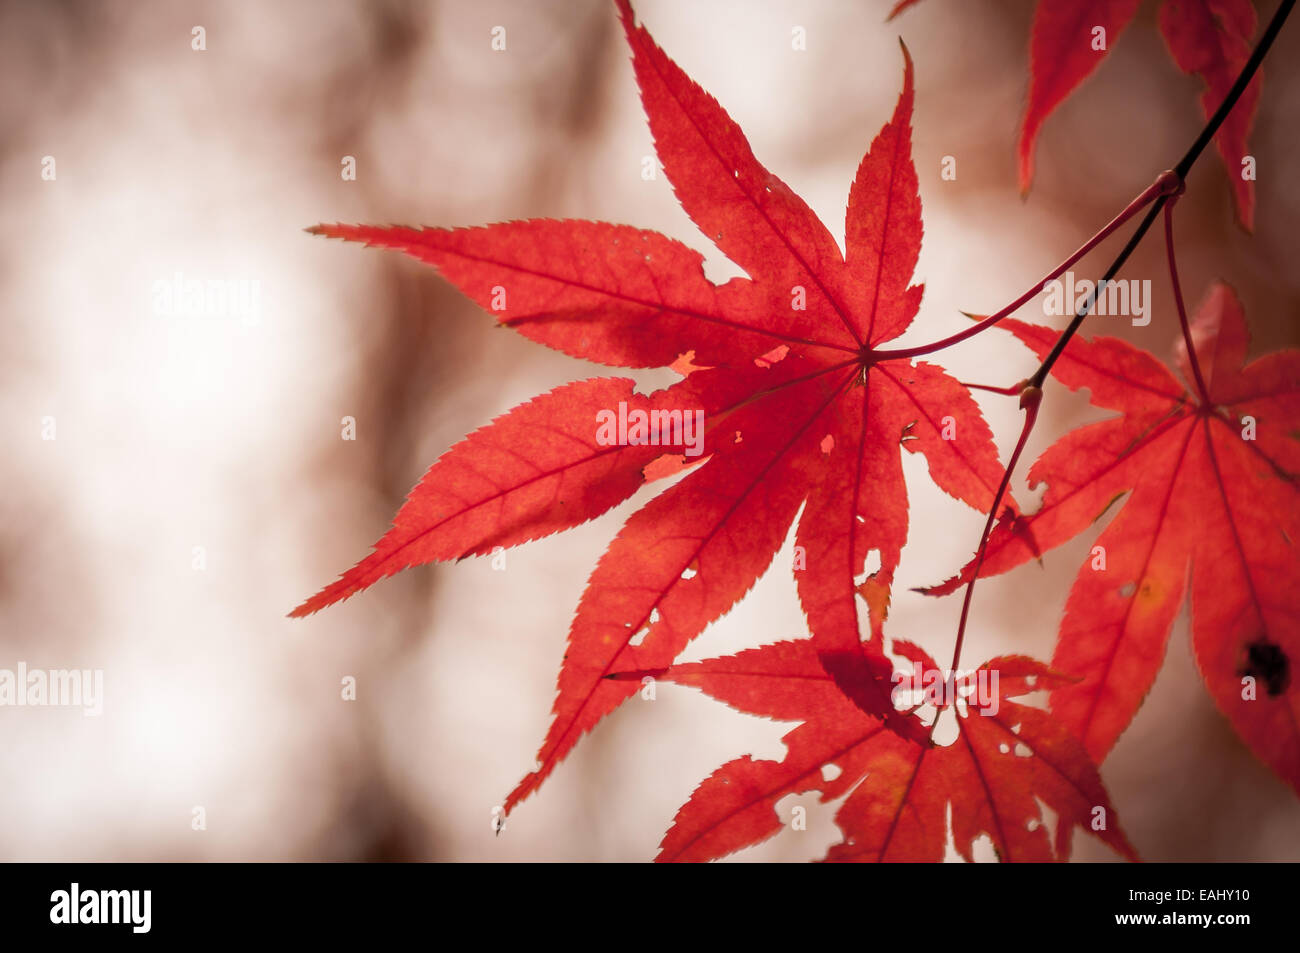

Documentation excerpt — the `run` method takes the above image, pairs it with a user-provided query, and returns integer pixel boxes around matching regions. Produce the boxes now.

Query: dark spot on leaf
[1240,639,1290,697]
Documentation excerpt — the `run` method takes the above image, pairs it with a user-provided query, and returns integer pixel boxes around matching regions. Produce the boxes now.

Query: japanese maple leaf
[292,0,1013,814]
[626,638,1136,862]
[892,0,1262,229]
[927,282,1300,795]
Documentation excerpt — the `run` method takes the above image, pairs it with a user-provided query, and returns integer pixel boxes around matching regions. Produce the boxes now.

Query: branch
[1163,197,1211,405]
[940,0,1294,677]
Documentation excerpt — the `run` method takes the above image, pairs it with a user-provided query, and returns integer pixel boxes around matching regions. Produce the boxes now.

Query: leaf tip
[897,37,914,82]
[886,0,920,22]
[287,599,322,620]
[287,593,328,618]
[306,223,351,240]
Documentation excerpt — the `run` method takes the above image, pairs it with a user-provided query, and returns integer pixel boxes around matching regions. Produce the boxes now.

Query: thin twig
[959,380,1029,396]
[1163,198,1212,405]
[874,176,1172,361]
[942,386,1040,685]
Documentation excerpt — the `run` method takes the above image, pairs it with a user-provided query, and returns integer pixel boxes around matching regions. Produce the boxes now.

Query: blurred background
[1,0,1297,861]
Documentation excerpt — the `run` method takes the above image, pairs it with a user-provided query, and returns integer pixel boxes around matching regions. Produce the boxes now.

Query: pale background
[2,0,1297,861]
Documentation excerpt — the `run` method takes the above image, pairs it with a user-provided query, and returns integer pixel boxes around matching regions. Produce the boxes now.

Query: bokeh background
[2,0,1297,861]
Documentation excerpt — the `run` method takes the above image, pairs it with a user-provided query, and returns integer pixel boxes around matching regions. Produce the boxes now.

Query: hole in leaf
[969,834,998,863]
[853,550,882,587]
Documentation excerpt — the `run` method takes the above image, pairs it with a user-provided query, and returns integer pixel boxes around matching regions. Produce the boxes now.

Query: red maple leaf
[893,0,1262,229]
[292,0,1016,813]
[927,282,1300,794]
[1017,0,1144,193]
[627,638,1136,862]
[1159,0,1261,230]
